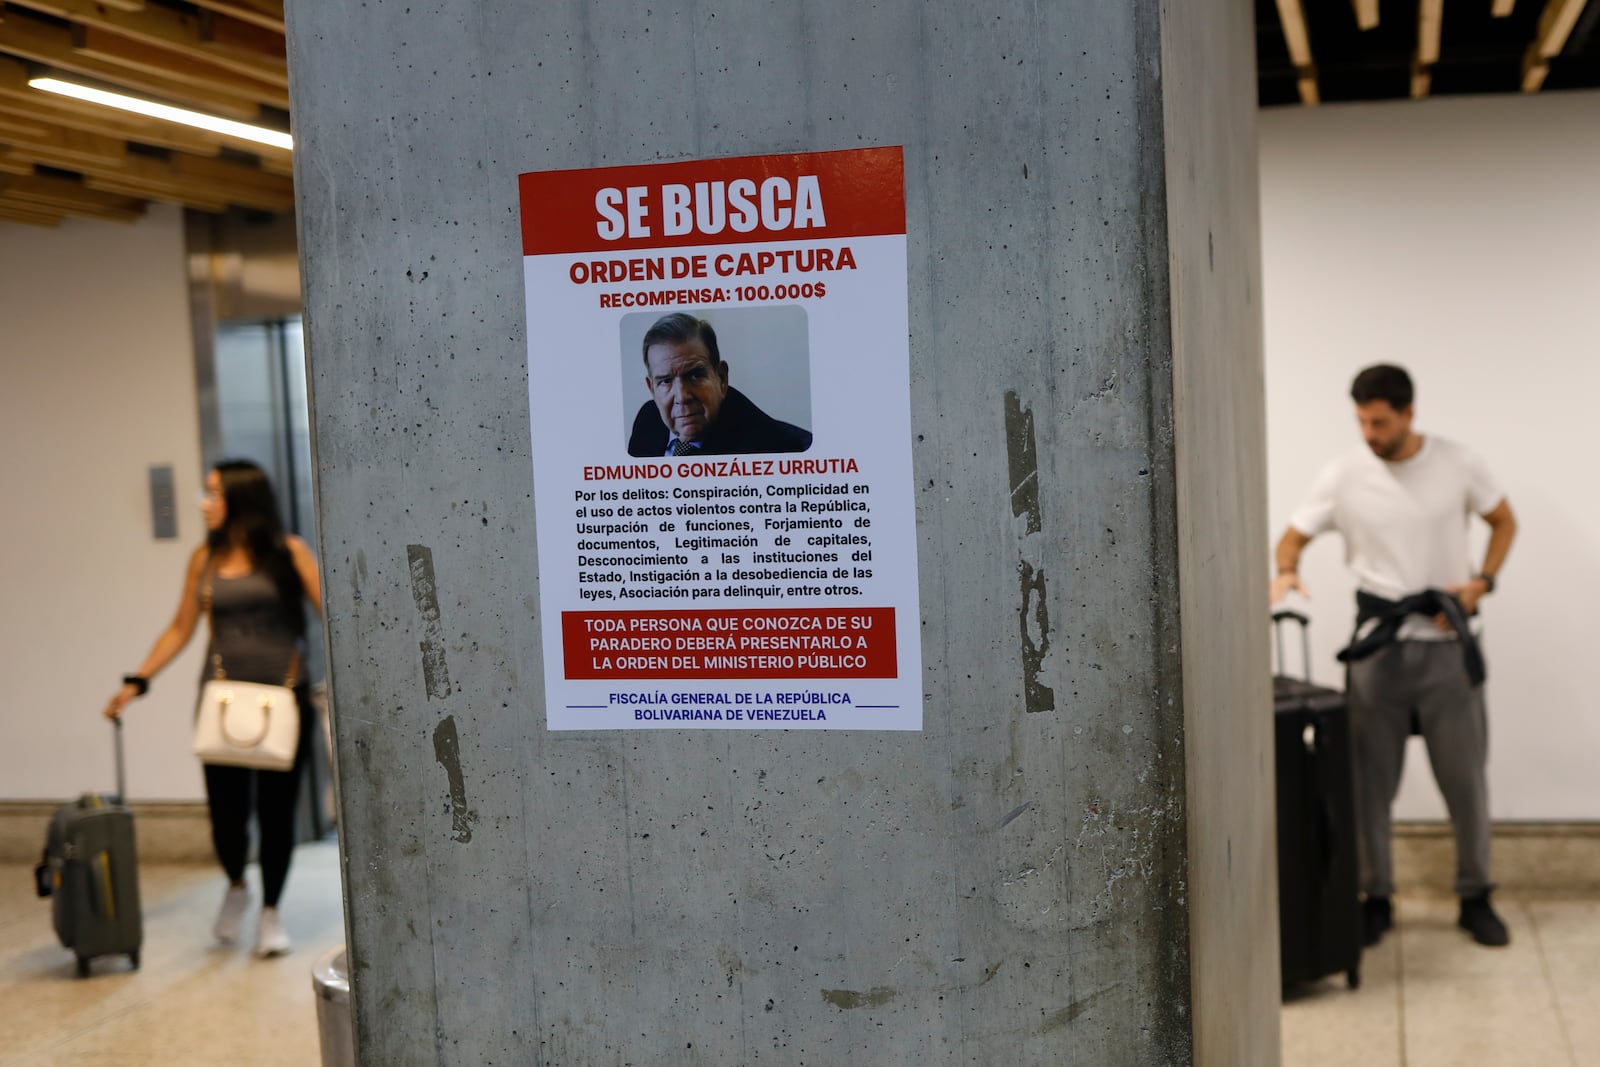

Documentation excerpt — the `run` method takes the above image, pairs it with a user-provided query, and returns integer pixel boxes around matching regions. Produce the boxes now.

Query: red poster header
[519,146,905,256]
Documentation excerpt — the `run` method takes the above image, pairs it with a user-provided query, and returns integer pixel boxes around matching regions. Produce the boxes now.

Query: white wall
[0,204,209,801]
[1261,91,1600,820]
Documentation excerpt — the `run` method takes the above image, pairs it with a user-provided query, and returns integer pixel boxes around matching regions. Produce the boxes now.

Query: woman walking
[105,460,321,957]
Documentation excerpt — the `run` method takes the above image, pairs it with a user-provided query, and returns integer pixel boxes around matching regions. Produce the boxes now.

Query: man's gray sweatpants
[1346,640,1492,898]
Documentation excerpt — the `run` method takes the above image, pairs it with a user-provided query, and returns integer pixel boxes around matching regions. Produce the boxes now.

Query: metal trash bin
[312,945,355,1067]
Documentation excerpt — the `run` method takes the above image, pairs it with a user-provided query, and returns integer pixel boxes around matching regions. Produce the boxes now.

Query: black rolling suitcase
[34,719,143,978]
[1273,608,1361,992]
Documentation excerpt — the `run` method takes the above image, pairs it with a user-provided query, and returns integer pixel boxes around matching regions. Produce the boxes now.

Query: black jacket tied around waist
[1336,589,1486,688]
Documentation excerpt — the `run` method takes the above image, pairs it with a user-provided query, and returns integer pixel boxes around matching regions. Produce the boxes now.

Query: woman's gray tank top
[205,570,301,686]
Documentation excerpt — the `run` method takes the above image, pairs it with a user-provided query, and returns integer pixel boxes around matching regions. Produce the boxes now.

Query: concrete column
[287,2,1275,1064]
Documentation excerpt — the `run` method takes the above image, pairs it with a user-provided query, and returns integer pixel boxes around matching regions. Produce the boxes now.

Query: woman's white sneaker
[255,906,292,957]
[213,885,252,944]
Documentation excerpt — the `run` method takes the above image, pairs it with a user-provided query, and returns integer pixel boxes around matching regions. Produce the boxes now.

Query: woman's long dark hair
[208,459,306,637]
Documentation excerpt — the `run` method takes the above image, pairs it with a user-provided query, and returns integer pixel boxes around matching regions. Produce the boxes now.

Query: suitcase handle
[1273,610,1314,684]
[112,717,126,804]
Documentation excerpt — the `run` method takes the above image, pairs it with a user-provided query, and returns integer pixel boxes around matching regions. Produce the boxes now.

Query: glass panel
[280,317,326,686]
[214,321,288,492]
[283,317,317,549]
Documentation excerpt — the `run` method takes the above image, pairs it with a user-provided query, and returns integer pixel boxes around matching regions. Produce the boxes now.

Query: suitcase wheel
[1346,966,1361,990]
[128,950,140,970]
[75,955,90,979]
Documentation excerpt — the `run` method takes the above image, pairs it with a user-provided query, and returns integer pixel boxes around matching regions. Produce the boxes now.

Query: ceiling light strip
[28,76,291,151]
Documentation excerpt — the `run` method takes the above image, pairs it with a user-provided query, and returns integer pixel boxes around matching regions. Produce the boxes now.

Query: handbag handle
[216,688,277,749]
[204,566,302,687]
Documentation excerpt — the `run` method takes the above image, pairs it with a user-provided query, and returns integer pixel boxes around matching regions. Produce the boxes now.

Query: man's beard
[1370,435,1408,460]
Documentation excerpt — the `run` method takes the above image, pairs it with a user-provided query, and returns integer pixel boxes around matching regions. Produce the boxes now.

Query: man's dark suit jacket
[627,387,812,457]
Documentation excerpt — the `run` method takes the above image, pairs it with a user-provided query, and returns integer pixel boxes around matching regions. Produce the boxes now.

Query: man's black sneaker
[1362,896,1393,947]
[1459,893,1511,947]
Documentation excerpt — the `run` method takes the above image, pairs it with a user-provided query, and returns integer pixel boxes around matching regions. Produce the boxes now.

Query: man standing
[627,312,812,457]
[1272,364,1518,948]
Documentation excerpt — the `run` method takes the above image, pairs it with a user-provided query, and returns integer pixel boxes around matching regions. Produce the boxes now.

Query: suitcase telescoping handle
[112,716,126,804]
[1272,606,1314,684]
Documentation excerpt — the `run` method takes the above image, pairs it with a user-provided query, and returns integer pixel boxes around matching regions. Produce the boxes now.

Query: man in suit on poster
[627,312,812,457]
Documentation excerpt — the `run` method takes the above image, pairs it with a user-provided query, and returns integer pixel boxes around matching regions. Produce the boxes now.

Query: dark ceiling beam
[196,11,284,62]
[1274,0,1321,104]
[0,170,145,219]
[1524,0,1593,89]
[4,141,290,212]
[0,11,264,118]
[1412,0,1445,98]
[187,0,284,35]
[5,0,288,88]
[1565,0,1600,53]
[0,200,66,227]
[0,149,36,176]
[68,24,289,109]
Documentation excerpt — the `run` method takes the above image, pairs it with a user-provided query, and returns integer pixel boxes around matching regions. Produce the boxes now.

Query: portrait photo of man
[626,311,813,457]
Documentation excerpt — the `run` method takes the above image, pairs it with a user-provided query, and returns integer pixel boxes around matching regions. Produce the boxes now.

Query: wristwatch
[1474,574,1496,594]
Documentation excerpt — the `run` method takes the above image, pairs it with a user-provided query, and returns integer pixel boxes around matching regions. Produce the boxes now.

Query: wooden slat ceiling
[2,2,1596,228]
[0,0,287,228]
[1261,0,1600,105]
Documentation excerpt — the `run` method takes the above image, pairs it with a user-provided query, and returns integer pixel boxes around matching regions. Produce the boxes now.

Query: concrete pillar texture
[286,1,1275,1063]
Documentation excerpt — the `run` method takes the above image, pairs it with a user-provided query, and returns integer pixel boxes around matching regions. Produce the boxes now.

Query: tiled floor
[1283,893,1600,1067]
[3,854,1593,1065]
[0,841,345,1067]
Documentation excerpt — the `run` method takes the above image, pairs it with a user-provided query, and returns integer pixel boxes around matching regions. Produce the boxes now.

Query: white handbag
[192,573,302,772]
[194,675,300,771]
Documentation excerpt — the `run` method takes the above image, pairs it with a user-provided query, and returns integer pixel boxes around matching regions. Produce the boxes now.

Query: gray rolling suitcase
[34,719,143,977]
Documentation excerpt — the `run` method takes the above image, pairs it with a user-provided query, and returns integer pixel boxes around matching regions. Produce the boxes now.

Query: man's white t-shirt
[1290,435,1504,642]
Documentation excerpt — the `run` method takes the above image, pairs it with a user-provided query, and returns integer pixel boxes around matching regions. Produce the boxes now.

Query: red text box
[562,607,897,680]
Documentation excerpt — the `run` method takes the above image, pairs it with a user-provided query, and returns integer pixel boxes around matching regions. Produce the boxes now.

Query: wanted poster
[519,147,921,730]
